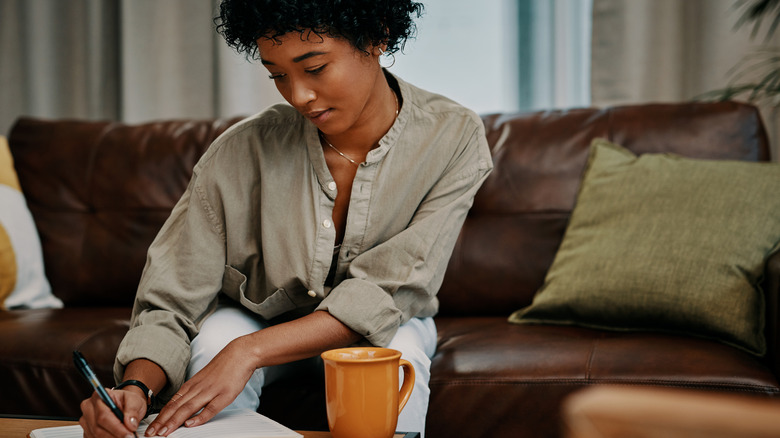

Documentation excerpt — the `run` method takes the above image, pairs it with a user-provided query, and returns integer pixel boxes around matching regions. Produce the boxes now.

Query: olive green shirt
[114,74,493,399]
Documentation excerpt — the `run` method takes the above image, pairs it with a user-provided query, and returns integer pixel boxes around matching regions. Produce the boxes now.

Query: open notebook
[29,409,302,438]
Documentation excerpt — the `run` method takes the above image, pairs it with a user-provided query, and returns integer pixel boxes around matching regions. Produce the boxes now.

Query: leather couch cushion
[0,308,130,417]
[8,118,243,306]
[429,316,780,438]
[511,139,780,356]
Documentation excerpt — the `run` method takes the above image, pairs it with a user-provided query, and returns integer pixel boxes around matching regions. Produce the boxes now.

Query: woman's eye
[268,73,286,80]
[306,65,326,75]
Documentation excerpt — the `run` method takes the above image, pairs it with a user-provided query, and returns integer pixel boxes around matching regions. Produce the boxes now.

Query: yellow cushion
[0,136,62,309]
[0,219,15,301]
[0,137,20,191]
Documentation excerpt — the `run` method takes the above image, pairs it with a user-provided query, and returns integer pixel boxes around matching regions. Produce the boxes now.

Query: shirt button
[323,219,332,228]
[307,290,317,297]
[328,181,337,191]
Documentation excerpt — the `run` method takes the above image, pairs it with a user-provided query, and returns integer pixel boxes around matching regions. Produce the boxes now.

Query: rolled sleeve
[113,322,192,404]
[316,278,401,346]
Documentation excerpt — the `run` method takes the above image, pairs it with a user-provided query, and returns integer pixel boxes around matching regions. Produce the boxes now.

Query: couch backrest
[8,101,770,310]
[437,101,770,316]
[8,117,243,306]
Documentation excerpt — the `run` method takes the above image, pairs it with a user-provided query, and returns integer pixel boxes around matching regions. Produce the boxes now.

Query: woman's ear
[372,43,388,57]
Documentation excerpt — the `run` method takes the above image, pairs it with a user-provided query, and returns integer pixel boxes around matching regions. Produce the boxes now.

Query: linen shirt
[114,74,493,399]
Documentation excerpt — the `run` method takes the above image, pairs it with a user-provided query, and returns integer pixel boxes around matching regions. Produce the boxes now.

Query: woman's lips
[307,109,332,125]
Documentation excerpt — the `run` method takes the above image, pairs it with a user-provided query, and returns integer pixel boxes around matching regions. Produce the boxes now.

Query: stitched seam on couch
[585,339,598,380]
[430,380,780,393]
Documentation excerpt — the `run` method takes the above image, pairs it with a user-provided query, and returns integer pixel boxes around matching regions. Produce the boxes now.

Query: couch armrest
[765,250,780,375]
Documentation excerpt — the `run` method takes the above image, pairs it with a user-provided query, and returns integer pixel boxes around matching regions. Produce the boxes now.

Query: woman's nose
[290,79,316,107]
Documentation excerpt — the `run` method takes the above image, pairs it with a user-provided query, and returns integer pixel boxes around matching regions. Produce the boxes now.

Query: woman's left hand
[144,335,257,437]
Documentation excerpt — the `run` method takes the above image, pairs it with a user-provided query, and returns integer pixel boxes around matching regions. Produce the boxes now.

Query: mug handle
[398,359,416,414]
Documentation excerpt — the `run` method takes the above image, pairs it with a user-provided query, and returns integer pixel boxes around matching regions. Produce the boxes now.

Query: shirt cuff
[315,278,402,347]
[113,324,191,404]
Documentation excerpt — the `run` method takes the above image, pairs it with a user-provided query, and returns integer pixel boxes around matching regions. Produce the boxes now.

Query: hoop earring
[378,49,396,69]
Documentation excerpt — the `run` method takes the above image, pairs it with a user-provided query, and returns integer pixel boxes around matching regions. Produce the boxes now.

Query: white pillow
[0,136,62,309]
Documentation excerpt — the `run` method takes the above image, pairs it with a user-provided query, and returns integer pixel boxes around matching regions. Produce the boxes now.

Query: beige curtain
[1,0,120,135]
[0,0,283,136]
[591,0,780,159]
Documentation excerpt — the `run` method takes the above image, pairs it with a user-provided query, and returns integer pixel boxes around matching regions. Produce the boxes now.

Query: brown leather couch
[2,101,779,437]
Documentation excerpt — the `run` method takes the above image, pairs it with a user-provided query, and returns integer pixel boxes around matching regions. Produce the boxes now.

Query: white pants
[187,305,437,437]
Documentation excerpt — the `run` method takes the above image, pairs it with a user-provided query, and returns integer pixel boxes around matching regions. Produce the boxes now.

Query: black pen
[73,350,138,437]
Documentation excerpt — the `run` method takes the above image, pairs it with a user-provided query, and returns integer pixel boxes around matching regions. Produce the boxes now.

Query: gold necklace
[320,90,400,167]
[320,133,360,165]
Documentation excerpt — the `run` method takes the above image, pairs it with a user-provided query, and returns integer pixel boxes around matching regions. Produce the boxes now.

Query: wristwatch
[114,379,155,410]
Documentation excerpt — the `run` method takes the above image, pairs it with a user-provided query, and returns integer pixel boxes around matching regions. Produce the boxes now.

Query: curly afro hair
[215,0,424,60]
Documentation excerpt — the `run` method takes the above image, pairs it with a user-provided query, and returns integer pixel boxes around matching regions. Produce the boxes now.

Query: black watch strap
[114,379,154,407]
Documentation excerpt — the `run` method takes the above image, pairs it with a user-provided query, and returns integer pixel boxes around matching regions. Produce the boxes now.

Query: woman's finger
[181,396,229,428]
[146,387,202,436]
[112,388,147,434]
[81,391,134,438]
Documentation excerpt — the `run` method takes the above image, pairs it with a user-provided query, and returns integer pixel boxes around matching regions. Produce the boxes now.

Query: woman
[78,1,493,437]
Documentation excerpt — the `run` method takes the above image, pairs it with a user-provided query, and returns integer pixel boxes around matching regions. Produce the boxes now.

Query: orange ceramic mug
[321,347,415,438]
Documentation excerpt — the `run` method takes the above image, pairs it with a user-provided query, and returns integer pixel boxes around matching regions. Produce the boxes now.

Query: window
[393,0,592,114]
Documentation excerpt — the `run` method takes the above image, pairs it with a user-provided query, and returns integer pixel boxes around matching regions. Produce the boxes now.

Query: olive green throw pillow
[509,139,780,356]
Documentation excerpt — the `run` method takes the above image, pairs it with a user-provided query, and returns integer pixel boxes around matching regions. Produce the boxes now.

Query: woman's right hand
[79,388,147,438]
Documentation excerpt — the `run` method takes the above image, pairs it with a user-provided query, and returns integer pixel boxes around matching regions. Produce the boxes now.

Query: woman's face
[257,32,385,137]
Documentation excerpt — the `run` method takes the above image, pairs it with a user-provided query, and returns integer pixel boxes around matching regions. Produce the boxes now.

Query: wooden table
[0,418,78,438]
[0,417,415,438]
